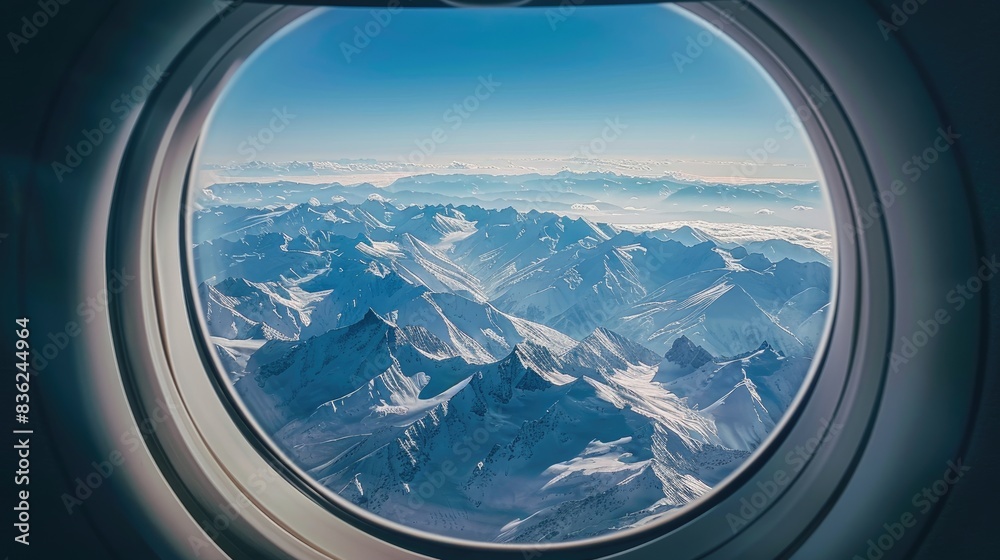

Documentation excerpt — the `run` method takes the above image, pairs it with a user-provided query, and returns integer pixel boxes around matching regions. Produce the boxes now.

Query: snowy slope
[237,310,472,432]
[192,194,830,543]
[610,272,806,358]
[198,278,305,341]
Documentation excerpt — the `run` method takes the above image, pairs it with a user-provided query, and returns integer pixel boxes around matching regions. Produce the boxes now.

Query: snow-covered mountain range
[193,169,831,229]
[192,179,831,543]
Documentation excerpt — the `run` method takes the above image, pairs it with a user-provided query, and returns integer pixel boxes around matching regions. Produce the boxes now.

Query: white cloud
[617,220,834,256]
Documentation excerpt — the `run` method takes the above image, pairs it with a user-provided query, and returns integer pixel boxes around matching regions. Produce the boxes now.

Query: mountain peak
[355,308,393,329]
[726,339,785,362]
[619,464,664,493]
[214,277,258,296]
[511,342,560,371]
[664,336,714,369]
[751,340,785,359]
[563,327,663,372]
[729,245,749,259]
[703,284,762,319]
[701,379,775,451]
[505,343,575,388]
[586,326,619,342]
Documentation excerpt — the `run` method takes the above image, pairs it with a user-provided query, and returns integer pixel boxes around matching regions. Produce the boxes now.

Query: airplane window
[186,3,835,546]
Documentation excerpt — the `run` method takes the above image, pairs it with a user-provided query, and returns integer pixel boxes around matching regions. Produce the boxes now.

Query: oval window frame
[105,2,894,559]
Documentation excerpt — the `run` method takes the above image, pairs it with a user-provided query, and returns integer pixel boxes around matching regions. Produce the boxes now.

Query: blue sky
[199,4,817,175]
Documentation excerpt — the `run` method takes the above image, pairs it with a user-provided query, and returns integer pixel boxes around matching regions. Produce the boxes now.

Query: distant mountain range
[193,169,830,229]
[192,184,831,543]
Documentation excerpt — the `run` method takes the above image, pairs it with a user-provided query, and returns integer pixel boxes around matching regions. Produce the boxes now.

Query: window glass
[189,4,833,544]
